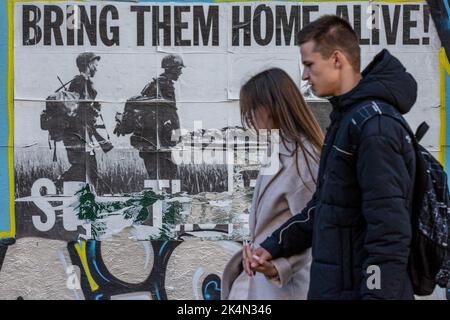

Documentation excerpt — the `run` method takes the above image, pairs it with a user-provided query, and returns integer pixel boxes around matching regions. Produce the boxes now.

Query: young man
[250,15,418,299]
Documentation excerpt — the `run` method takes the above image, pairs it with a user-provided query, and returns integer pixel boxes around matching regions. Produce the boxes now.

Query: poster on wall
[10,1,441,241]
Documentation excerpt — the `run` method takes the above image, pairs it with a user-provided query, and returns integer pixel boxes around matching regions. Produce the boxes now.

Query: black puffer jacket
[261,49,418,300]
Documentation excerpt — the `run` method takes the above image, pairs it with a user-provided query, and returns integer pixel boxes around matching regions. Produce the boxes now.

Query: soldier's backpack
[115,95,146,136]
[41,90,79,141]
[347,100,450,296]
[115,95,179,152]
[41,90,80,161]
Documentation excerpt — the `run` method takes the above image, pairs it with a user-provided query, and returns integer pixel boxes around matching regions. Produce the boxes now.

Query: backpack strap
[350,101,429,227]
[346,101,384,131]
[415,122,429,143]
[55,77,75,93]
[346,100,416,142]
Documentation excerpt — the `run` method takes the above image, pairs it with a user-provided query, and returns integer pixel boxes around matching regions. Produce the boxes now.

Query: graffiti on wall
[0,236,239,300]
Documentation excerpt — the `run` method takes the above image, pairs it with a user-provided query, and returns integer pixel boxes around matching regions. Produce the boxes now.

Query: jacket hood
[329,49,417,115]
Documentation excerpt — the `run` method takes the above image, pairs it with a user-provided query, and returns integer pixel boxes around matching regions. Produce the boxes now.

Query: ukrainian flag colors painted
[441,48,450,168]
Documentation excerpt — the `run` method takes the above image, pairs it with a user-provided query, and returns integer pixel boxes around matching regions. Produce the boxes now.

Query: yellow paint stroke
[439,48,450,167]
[74,241,99,292]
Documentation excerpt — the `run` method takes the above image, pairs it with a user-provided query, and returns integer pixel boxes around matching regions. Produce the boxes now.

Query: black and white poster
[13,1,441,241]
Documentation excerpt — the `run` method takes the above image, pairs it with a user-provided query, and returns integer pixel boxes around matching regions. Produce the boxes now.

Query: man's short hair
[297,15,360,72]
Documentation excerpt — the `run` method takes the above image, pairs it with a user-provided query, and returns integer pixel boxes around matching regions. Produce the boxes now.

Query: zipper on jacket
[332,145,354,156]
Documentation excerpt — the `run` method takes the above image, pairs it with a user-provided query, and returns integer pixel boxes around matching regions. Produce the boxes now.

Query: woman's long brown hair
[240,68,324,184]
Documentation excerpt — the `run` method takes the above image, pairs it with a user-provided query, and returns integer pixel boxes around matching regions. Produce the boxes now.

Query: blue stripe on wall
[446,71,450,170]
[0,0,10,234]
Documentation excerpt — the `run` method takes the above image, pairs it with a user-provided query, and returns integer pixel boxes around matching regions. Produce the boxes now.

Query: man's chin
[311,88,331,99]
[310,88,322,97]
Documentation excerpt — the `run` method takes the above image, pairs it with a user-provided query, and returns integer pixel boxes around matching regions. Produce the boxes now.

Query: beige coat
[221,138,318,300]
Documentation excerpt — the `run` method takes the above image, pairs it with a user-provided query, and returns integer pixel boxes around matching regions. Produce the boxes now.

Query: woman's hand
[252,255,279,279]
[243,243,279,279]
[242,241,255,277]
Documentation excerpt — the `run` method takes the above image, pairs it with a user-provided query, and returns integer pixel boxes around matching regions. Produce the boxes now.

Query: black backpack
[40,90,80,141]
[114,95,180,152]
[40,86,80,161]
[348,100,450,296]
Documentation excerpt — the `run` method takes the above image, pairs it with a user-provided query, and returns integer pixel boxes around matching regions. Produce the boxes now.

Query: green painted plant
[75,184,182,240]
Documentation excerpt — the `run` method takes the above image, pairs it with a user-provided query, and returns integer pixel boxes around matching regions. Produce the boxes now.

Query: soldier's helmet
[76,52,101,72]
[161,54,185,69]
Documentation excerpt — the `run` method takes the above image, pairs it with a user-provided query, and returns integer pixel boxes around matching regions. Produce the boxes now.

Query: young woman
[221,68,323,300]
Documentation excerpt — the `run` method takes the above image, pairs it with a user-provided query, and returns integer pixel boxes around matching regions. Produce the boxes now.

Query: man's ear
[333,50,343,69]
[335,49,351,69]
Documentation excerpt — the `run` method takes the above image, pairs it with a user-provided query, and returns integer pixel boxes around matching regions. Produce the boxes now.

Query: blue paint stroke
[89,241,111,283]
[203,280,221,300]
[159,240,168,256]
[154,284,161,300]
[445,70,450,170]
[95,294,104,300]
[444,0,450,30]
[0,0,10,235]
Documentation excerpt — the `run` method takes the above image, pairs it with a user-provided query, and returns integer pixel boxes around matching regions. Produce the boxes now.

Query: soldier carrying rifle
[41,52,113,193]
[114,54,183,181]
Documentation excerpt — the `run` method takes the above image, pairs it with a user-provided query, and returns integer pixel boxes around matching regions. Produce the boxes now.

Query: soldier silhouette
[115,54,184,181]
[53,52,112,192]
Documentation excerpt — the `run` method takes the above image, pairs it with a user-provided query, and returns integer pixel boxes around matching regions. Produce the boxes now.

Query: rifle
[87,102,114,153]
[55,76,75,93]
[92,128,114,153]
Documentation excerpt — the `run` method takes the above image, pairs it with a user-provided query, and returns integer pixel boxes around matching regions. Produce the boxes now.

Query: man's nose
[301,69,309,81]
